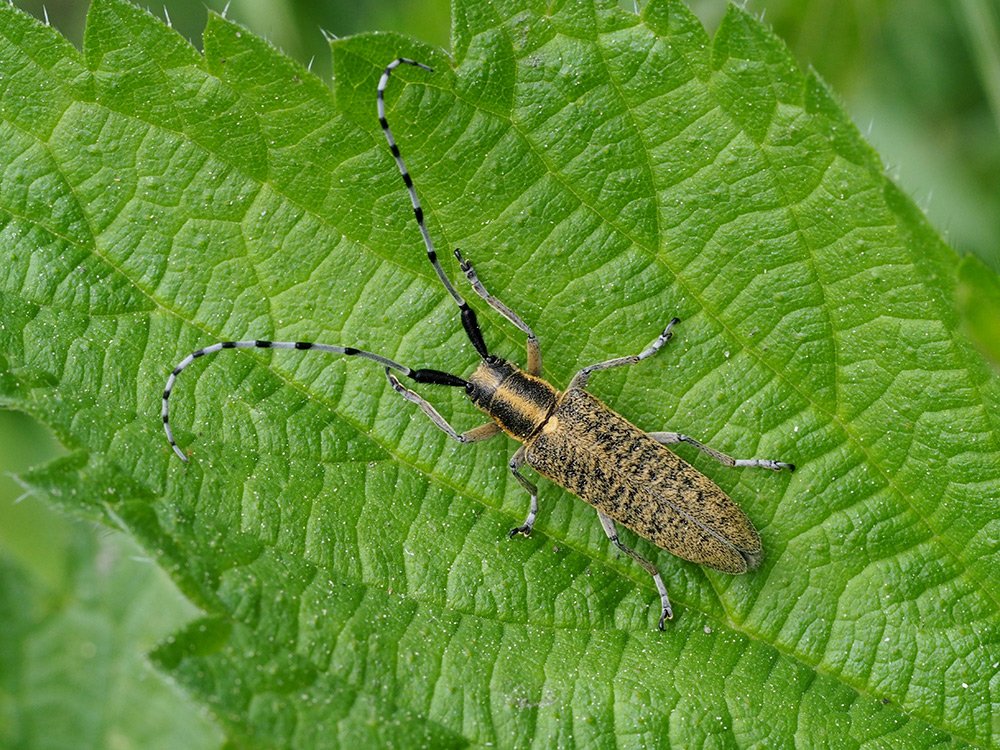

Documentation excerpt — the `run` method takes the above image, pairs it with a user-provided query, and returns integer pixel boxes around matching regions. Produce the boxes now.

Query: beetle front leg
[650,432,794,472]
[385,369,500,443]
[597,512,673,629]
[454,249,542,376]
[507,446,539,537]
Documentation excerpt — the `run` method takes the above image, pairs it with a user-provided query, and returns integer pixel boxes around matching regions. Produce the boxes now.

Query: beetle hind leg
[507,446,540,537]
[650,432,794,472]
[597,512,673,629]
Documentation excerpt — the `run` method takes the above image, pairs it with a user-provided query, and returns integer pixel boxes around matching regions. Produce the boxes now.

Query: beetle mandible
[162,58,795,628]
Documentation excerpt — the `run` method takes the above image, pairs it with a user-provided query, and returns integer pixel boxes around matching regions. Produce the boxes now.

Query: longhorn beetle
[162,58,795,628]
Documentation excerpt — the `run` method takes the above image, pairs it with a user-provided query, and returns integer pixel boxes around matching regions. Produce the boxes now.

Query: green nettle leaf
[0,524,223,750]
[1,0,997,746]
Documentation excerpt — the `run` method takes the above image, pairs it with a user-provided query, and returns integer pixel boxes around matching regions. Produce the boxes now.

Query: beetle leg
[597,511,673,629]
[507,446,540,537]
[568,318,679,390]
[463,422,502,441]
[650,432,794,472]
[385,369,500,443]
[454,249,542,376]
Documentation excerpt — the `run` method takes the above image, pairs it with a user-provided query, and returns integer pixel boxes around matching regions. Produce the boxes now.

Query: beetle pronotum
[162,58,794,628]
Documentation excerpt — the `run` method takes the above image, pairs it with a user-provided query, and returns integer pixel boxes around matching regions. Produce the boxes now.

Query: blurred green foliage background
[1,0,997,745]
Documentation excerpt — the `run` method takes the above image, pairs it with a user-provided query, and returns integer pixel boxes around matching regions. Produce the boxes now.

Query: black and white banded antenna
[377,58,490,359]
[162,58,490,462]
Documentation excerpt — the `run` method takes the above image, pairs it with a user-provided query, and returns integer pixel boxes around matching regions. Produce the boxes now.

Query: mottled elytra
[162,58,795,628]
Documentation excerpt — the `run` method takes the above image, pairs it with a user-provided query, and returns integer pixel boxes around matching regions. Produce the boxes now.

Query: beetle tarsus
[658,605,673,630]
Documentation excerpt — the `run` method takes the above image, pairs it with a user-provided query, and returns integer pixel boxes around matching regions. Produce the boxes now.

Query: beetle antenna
[162,339,466,461]
[377,58,490,359]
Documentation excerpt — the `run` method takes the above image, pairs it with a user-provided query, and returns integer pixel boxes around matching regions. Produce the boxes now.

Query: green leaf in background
[958,254,1000,370]
[1,0,998,747]
[0,511,221,749]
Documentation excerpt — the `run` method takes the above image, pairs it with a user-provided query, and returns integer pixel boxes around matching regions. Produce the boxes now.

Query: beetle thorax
[467,357,558,441]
